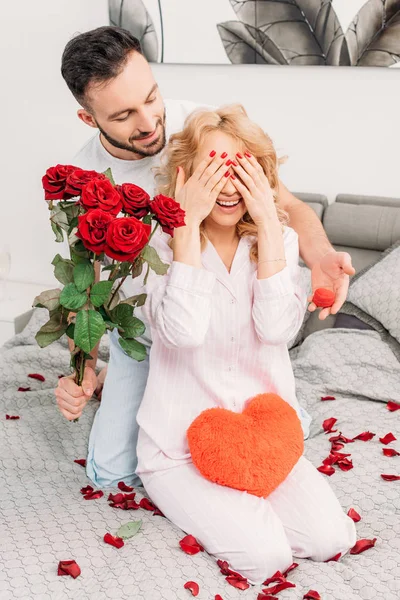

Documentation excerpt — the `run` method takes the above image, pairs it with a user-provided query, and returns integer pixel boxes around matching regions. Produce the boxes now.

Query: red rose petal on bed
[153,506,165,517]
[5,415,20,420]
[381,474,400,481]
[380,433,397,445]
[325,552,341,562]
[215,596,224,600]
[74,459,86,467]
[140,497,156,511]
[383,448,400,457]
[83,490,104,500]
[323,418,338,433]
[57,560,81,578]
[387,401,400,412]
[262,581,296,595]
[347,508,361,522]
[321,395,336,401]
[329,432,354,444]
[108,492,125,503]
[179,534,204,555]
[352,431,376,442]
[331,442,345,452]
[118,481,134,492]
[304,591,321,600]
[258,596,279,600]
[80,485,94,495]
[350,538,377,554]
[28,373,46,382]
[217,560,232,575]
[104,532,124,548]
[17,386,31,392]
[125,499,140,509]
[263,571,285,585]
[226,574,250,590]
[184,581,199,596]
[337,457,354,471]
[317,464,335,476]
[283,562,298,577]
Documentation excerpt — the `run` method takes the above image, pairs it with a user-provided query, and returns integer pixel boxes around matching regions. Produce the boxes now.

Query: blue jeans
[86,330,313,488]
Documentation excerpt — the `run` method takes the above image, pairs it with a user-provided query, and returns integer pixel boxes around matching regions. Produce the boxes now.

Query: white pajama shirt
[135,225,311,473]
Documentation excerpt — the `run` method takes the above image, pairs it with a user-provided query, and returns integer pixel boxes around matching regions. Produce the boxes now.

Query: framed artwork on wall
[109,0,400,66]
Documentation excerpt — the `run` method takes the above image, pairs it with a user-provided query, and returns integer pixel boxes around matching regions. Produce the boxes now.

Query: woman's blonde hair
[152,103,289,262]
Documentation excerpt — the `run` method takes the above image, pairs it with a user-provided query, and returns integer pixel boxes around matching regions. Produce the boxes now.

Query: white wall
[2,0,400,285]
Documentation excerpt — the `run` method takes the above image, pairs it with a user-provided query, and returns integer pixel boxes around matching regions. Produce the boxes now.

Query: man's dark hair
[61,26,143,108]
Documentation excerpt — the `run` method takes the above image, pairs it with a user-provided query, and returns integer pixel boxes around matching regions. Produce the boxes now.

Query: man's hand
[55,366,98,421]
[307,251,356,320]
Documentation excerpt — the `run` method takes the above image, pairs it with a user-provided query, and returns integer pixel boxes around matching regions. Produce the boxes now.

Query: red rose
[150,194,186,236]
[65,169,106,197]
[105,217,151,262]
[120,183,151,218]
[80,178,123,216]
[76,209,114,254]
[42,164,81,201]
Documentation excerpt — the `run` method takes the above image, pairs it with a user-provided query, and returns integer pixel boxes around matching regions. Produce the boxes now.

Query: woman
[135,105,356,585]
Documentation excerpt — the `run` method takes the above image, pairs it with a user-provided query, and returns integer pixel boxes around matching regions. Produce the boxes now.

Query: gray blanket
[1,309,399,600]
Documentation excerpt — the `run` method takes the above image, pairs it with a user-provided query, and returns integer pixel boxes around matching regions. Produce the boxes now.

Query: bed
[1,194,399,600]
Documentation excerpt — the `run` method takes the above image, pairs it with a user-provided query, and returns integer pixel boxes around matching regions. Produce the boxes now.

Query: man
[55,26,355,488]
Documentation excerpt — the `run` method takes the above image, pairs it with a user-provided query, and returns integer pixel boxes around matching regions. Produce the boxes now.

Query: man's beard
[95,110,166,158]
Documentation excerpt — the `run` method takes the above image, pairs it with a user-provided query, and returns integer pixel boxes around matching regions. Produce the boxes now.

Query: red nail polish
[230,174,236,180]
[232,161,238,166]
[244,152,252,158]
[236,152,243,159]
[209,150,216,157]
[221,152,228,158]
[224,170,230,177]
[225,159,232,166]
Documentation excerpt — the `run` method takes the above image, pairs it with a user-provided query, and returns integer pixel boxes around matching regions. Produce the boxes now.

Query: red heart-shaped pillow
[187,393,304,498]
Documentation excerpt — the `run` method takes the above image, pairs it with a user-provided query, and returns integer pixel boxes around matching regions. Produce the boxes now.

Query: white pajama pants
[138,451,357,586]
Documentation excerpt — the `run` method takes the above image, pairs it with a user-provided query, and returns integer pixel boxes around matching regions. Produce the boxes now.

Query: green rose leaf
[74,309,106,354]
[121,293,147,308]
[67,216,79,235]
[60,283,88,311]
[70,239,91,264]
[131,258,144,279]
[60,202,81,220]
[73,262,95,292]
[141,245,169,276]
[111,303,134,325]
[51,221,64,243]
[118,337,147,361]
[142,214,152,225]
[120,317,146,339]
[35,313,68,347]
[52,255,74,285]
[116,520,142,540]
[51,205,70,232]
[90,281,114,307]
[66,323,75,339]
[32,288,62,311]
[35,328,67,348]
[39,312,68,333]
[102,167,116,185]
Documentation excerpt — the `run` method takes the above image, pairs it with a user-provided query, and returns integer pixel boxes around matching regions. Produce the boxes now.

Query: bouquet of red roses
[34,164,185,414]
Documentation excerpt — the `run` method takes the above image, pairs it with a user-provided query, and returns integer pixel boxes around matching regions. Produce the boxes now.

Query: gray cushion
[323,201,400,251]
[340,241,400,360]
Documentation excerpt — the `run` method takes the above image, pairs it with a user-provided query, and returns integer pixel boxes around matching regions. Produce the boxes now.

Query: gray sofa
[296,192,400,339]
